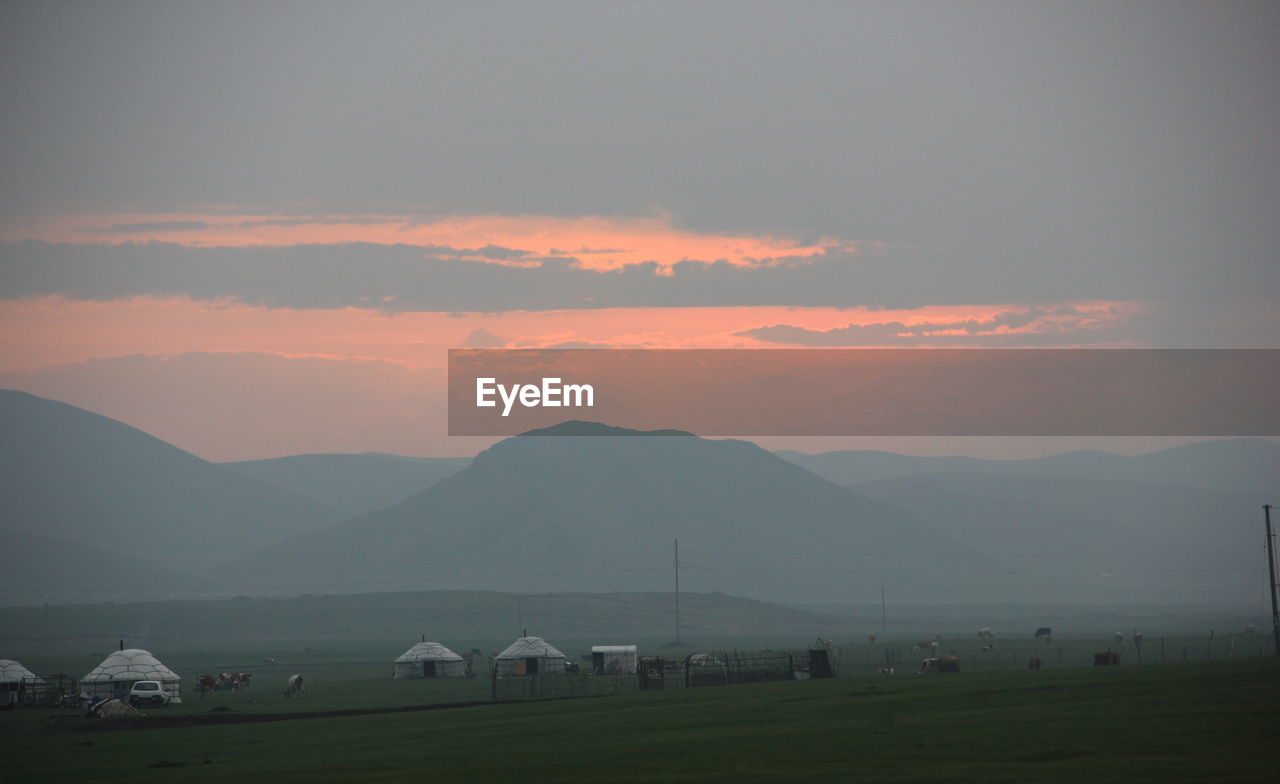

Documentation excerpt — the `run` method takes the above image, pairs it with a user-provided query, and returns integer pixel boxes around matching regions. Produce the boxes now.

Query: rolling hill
[222,453,471,518]
[0,389,338,577]
[224,422,1052,604]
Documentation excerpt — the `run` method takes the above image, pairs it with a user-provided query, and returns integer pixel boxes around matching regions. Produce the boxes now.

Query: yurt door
[422,661,436,678]
[525,657,539,675]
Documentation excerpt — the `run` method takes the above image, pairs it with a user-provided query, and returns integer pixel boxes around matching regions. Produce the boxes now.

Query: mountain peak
[517,420,695,437]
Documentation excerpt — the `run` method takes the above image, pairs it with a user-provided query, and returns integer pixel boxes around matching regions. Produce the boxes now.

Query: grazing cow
[196,674,217,696]
[238,673,252,690]
[936,655,961,673]
[284,674,305,698]
[919,658,939,674]
[1027,656,1042,670]
[264,657,276,667]
[912,640,932,652]
[1094,651,1120,667]
[977,628,995,639]
[878,667,895,675]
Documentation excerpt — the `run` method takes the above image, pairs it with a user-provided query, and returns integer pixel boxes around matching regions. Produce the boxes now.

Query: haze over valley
[3,389,1272,621]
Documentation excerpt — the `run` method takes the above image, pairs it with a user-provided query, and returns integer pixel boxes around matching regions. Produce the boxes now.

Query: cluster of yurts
[393,636,637,679]
[2,637,637,704]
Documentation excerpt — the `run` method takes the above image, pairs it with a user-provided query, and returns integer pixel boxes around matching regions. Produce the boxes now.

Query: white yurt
[81,648,182,703]
[393,641,466,679]
[0,659,40,706]
[495,636,567,676]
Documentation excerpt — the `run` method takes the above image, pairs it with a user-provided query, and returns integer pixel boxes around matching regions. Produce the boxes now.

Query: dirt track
[61,695,593,732]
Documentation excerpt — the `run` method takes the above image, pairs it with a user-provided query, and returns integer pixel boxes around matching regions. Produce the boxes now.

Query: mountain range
[2,389,1274,609]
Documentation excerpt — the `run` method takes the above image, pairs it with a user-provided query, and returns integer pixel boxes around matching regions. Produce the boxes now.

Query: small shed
[591,645,637,674]
[393,641,466,679]
[495,636,566,676]
[81,648,182,704]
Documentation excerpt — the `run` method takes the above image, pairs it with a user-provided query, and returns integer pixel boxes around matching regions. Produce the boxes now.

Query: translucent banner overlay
[448,349,1280,436]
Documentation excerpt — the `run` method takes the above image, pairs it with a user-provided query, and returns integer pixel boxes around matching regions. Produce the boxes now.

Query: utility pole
[674,538,681,643]
[880,586,887,639]
[1265,505,1279,656]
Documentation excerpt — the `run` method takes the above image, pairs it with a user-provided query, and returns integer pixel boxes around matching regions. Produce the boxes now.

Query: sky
[1,0,1277,461]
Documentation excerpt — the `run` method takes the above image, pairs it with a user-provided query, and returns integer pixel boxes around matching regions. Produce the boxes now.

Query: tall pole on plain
[1265,505,1280,656]
[880,586,887,639]
[674,538,681,643]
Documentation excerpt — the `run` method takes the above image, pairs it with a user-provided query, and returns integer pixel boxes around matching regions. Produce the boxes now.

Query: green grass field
[4,648,1277,783]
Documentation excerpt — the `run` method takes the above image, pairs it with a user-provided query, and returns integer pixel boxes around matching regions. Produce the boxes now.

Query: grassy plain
[3,647,1276,783]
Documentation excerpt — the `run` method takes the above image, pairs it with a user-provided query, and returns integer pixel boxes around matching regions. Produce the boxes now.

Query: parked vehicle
[127,681,170,707]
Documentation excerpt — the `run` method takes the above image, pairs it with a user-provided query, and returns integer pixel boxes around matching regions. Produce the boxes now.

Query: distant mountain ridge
[777,439,1280,494]
[224,423,1051,604]
[0,526,214,606]
[223,453,471,518]
[851,470,1267,605]
[0,389,337,576]
[6,389,1274,611]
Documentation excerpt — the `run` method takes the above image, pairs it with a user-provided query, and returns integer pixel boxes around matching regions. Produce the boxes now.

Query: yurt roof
[394,641,464,663]
[0,658,38,682]
[496,636,566,660]
[82,648,179,683]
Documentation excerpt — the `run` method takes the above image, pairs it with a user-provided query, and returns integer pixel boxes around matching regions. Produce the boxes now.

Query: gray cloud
[738,307,1134,347]
[0,240,1135,312]
[81,220,209,233]
[1,1,1276,345]
[2,2,1276,314]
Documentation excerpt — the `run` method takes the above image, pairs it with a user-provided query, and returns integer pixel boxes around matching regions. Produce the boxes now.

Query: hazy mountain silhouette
[225,422,1053,604]
[852,470,1271,605]
[223,453,472,518]
[777,438,1280,493]
[0,527,213,606]
[0,390,337,572]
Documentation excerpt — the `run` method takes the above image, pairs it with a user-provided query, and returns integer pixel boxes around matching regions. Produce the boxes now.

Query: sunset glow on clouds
[0,294,1146,459]
[0,295,1145,374]
[3,1,1276,461]
[0,201,1152,459]
[1,211,851,272]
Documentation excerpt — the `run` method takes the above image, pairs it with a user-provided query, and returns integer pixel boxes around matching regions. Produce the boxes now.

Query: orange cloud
[0,297,1150,459]
[2,211,852,272]
[0,296,1144,375]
